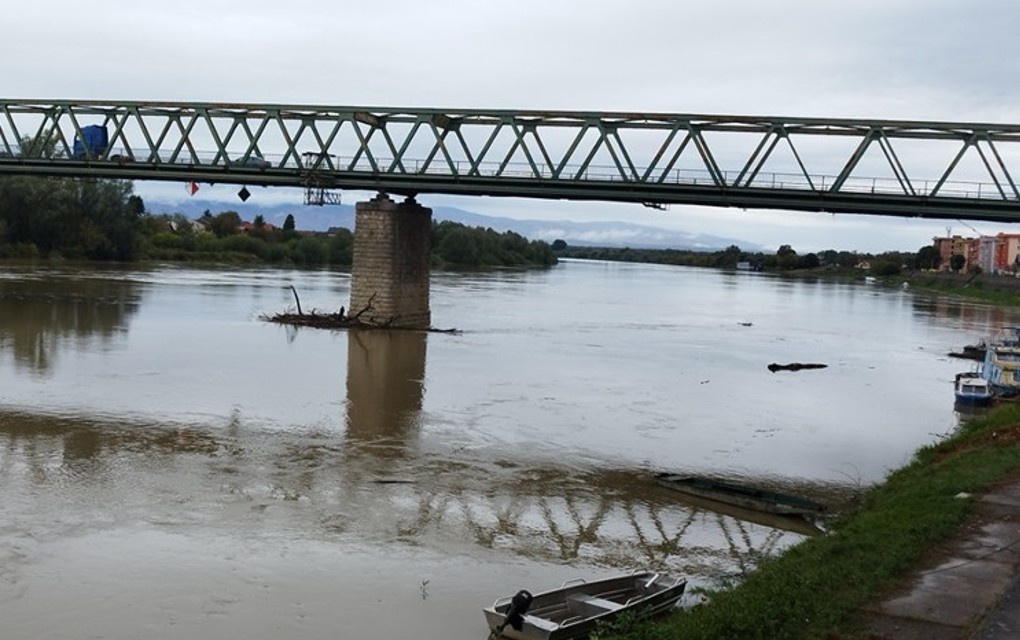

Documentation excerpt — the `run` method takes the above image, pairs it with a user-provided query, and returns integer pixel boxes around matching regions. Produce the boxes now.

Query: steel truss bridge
[3,99,1020,220]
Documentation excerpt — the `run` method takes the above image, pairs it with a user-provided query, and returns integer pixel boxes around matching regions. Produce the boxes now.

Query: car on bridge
[231,153,272,169]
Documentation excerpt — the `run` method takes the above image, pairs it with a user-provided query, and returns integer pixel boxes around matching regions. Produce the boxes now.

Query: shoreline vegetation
[0,208,558,270]
[557,245,1020,306]
[597,404,1020,640]
[0,176,556,269]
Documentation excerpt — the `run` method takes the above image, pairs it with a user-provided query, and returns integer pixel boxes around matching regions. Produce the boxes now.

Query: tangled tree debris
[261,287,458,333]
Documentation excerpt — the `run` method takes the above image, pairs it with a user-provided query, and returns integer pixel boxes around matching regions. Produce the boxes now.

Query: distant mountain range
[147,198,764,252]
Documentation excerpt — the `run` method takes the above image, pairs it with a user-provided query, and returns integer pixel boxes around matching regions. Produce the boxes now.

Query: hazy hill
[148,199,764,252]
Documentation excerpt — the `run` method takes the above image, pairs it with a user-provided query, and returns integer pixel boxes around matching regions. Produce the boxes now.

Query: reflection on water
[913,294,1015,334]
[955,401,994,420]
[0,270,141,374]
[8,406,814,639]
[345,329,426,459]
[0,407,826,580]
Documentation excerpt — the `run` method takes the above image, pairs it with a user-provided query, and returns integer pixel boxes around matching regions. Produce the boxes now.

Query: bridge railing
[327,155,1010,202]
[2,143,1010,202]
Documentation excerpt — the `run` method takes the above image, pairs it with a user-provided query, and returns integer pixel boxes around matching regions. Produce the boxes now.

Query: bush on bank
[596,404,1020,640]
[140,218,556,268]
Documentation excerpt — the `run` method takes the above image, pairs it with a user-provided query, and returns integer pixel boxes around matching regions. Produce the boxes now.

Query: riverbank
[863,472,1020,639]
[904,271,1020,307]
[597,404,1020,640]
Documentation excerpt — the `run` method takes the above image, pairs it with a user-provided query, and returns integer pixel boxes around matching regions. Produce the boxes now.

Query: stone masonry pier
[349,194,432,329]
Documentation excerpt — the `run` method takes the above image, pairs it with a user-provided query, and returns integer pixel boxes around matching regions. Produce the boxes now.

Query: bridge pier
[349,193,432,329]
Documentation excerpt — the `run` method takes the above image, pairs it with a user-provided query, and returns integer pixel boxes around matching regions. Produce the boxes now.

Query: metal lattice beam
[3,99,1020,220]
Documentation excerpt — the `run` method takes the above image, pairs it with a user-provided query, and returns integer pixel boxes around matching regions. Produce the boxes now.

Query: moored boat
[954,371,994,406]
[982,342,1020,398]
[660,488,826,537]
[948,342,987,361]
[654,474,826,517]
[483,572,686,640]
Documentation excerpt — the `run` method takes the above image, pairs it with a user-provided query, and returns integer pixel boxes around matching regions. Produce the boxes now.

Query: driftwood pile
[264,308,374,329]
[262,287,457,333]
[261,287,380,329]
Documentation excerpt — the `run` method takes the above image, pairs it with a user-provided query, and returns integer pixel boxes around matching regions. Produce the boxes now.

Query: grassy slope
[595,404,1020,640]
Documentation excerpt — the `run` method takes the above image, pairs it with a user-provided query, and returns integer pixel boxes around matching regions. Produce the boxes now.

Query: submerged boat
[483,572,686,640]
[661,488,826,537]
[954,371,994,406]
[654,474,825,517]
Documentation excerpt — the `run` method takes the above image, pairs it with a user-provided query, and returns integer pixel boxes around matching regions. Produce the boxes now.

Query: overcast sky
[6,0,1020,253]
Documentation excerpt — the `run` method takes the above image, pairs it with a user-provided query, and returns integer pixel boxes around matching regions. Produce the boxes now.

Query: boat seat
[566,592,625,616]
[521,614,561,632]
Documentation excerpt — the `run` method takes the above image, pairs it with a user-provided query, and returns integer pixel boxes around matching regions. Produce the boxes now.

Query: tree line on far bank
[555,241,938,276]
[144,211,557,268]
[0,175,557,268]
[1,170,944,274]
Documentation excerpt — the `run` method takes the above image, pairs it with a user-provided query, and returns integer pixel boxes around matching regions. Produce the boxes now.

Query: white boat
[483,571,686,640]
[955,371,994,406]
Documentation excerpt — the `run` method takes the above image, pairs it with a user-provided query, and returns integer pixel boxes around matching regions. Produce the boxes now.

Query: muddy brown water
[1,260,1013,638]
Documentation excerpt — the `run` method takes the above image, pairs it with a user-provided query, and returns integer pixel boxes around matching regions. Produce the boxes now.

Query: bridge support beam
[349,194,432,329]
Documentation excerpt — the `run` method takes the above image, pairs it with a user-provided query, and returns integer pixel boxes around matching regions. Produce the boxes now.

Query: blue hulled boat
[955,371,994,407]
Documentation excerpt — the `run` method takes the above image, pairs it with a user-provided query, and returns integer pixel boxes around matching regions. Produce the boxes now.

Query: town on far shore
[934,232,1020,274]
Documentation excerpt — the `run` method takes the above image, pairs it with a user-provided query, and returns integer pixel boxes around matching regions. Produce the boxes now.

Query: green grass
[595,404,1020,640]
[906,275,1020,307]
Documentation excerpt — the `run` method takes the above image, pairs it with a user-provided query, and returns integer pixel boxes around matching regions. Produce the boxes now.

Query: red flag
[186,182,199,196]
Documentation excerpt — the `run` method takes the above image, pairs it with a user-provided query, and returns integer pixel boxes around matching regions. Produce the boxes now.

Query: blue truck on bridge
[72,125,108,159]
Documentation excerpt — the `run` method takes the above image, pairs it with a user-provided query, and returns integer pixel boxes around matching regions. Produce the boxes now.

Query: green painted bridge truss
[2,99,1020,220]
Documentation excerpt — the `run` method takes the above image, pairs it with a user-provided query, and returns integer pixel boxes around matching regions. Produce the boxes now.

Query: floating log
[767,362,828,372]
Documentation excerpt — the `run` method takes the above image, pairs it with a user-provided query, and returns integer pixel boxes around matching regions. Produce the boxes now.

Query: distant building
[935,235,964,269]
[931,233,1020,274]
[933,235,977,272]
[978,236,998,273]
[994,233,1020,273]
[966,237,981,271]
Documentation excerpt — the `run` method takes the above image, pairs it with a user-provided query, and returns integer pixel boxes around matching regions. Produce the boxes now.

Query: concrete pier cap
[349,193,432,329]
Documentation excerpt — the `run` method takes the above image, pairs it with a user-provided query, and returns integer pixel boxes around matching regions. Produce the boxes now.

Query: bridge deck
[2,100,1020,221]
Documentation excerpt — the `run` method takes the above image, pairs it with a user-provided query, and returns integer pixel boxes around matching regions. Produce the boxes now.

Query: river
[0,259,1015,639]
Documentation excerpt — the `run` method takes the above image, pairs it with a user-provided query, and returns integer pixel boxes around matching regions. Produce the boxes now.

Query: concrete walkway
[864,479,1020,639]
